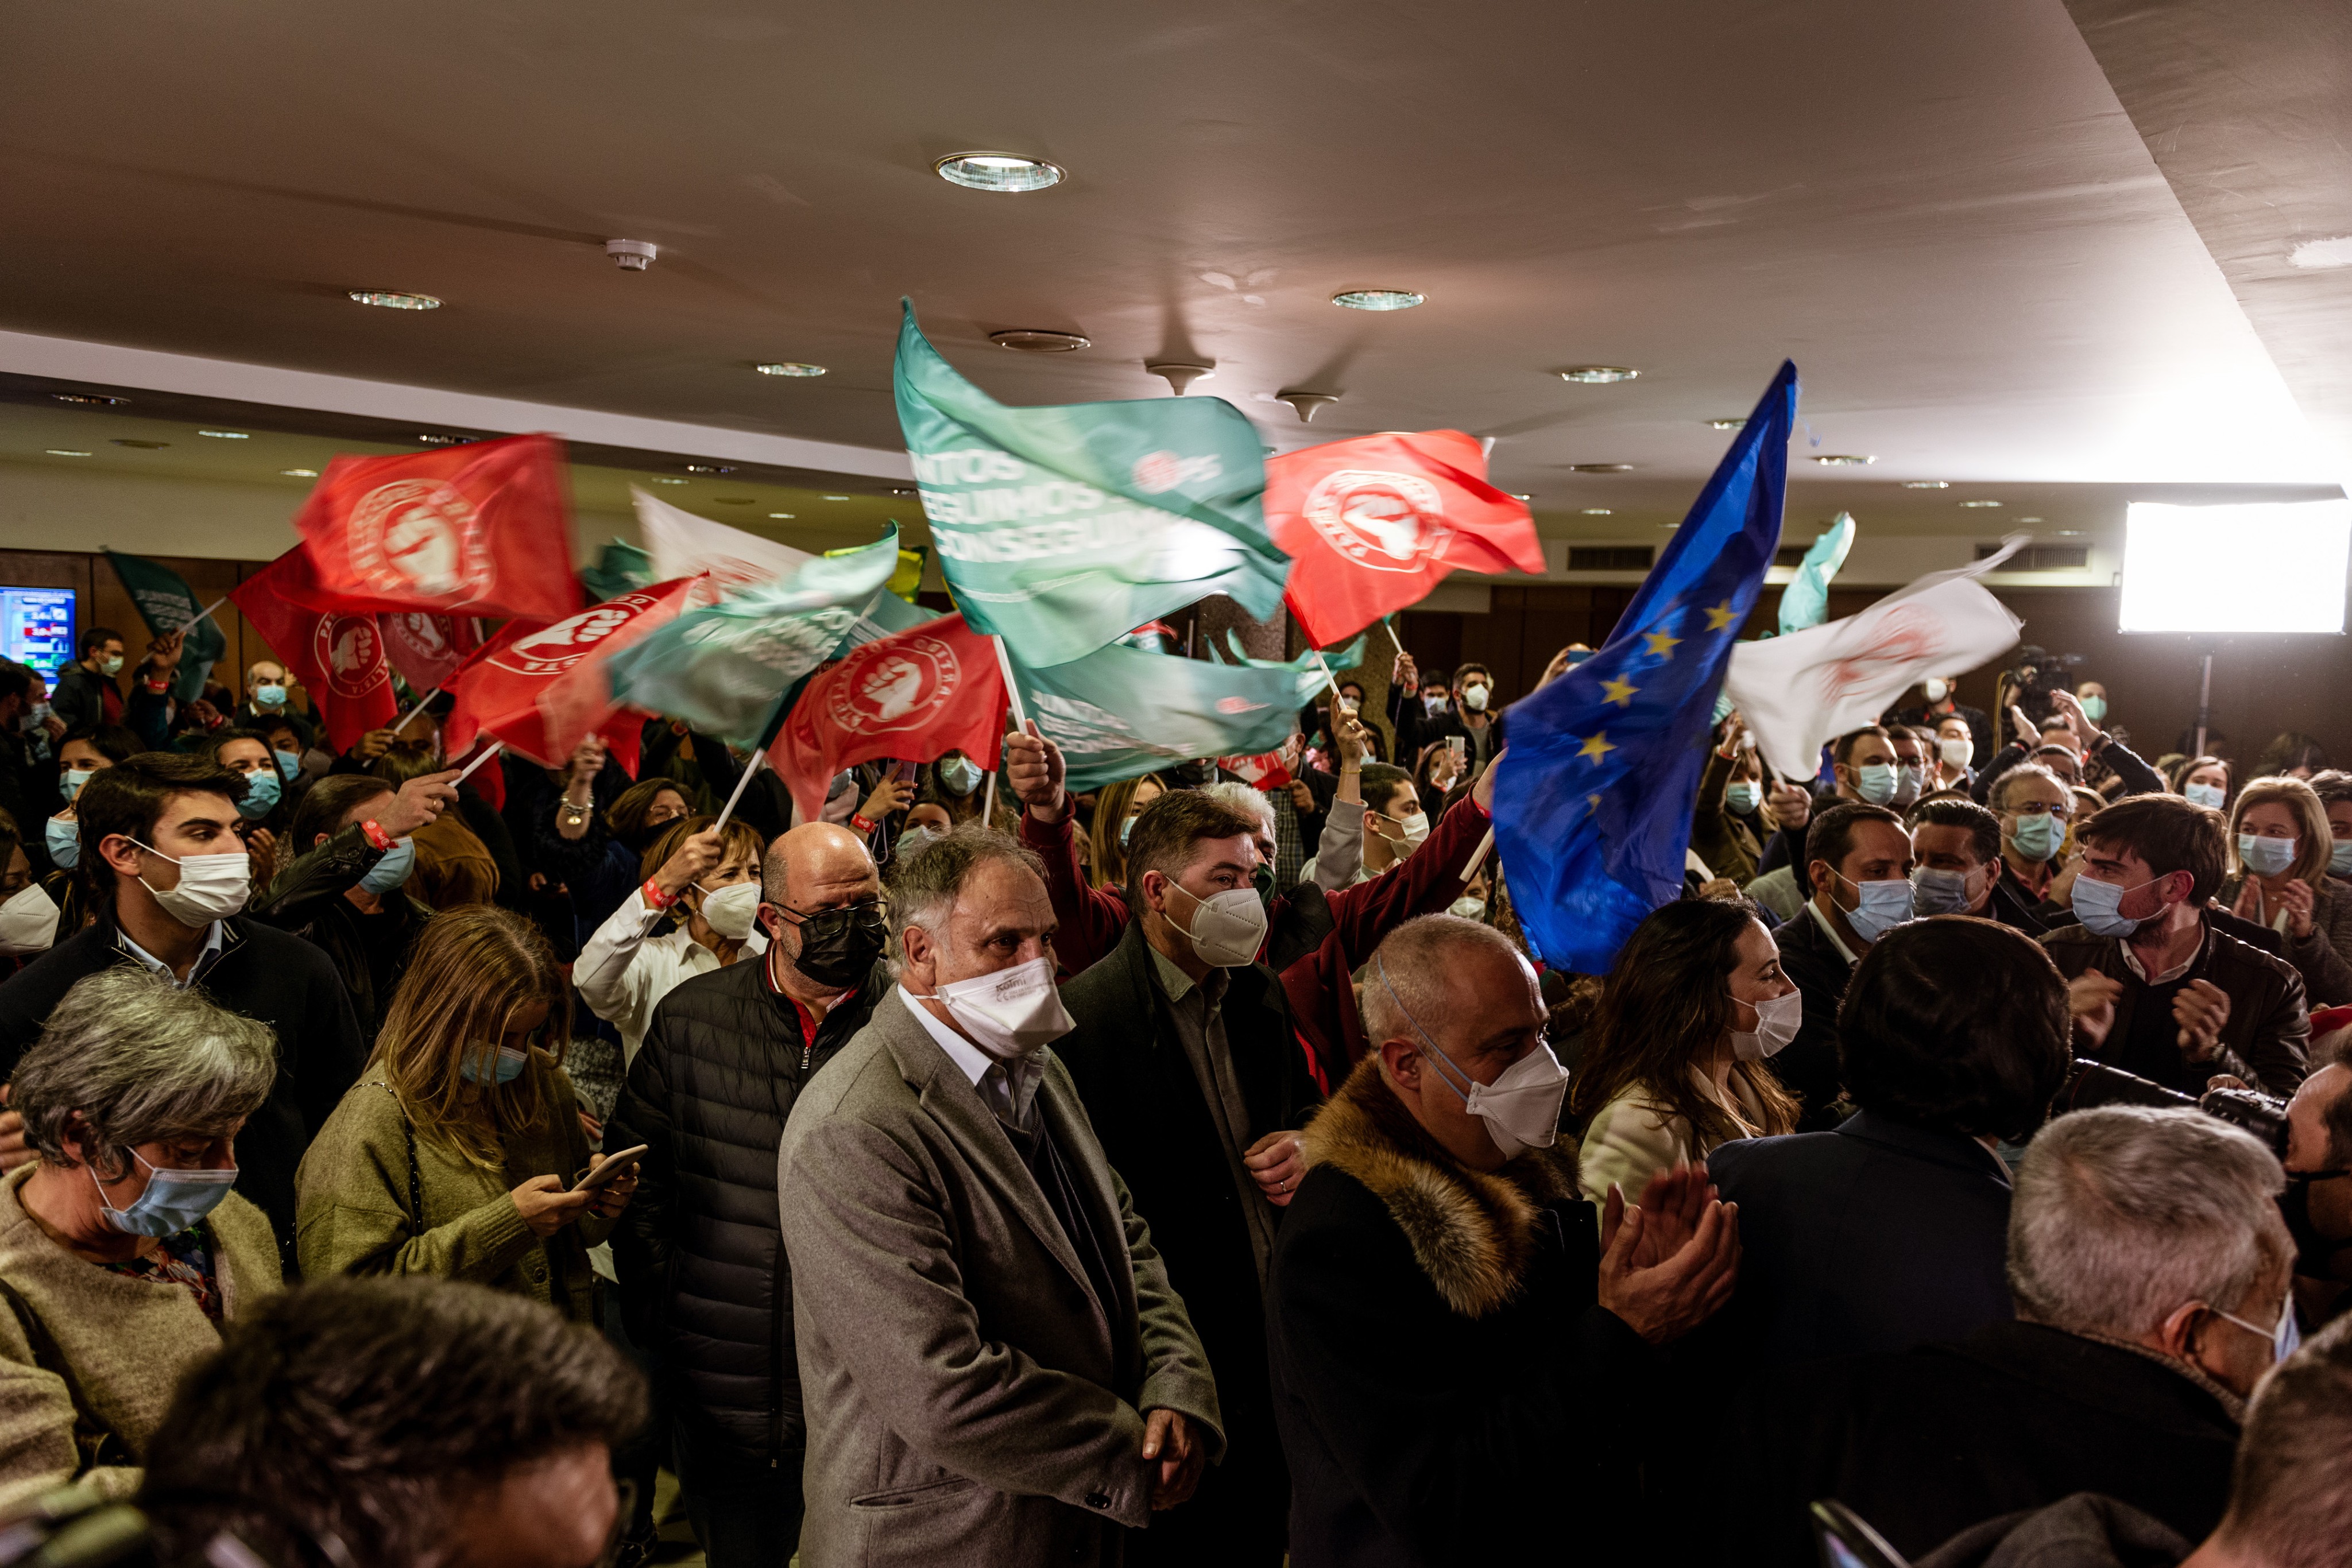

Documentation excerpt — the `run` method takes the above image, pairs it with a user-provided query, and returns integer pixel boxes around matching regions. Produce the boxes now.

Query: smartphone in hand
[572,1144,651,1192]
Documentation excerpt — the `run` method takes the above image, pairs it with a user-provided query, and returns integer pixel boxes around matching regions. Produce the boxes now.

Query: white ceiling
[1,0,2345,538]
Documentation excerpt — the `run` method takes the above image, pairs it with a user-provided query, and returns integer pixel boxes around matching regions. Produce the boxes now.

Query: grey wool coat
[779,989,1224,1568]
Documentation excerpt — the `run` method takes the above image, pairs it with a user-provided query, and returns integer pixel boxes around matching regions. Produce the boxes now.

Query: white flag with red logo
[228,548,399,753]
[1216,752,1293,789]
[768,613,1007,822]
[633,486,817,590]
[445,577,710,768]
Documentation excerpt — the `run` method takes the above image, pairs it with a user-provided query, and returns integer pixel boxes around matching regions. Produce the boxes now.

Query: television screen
[0,589,76,685]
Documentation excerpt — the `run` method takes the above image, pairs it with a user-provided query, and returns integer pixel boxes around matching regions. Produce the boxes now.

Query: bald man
[608,820,890,1568]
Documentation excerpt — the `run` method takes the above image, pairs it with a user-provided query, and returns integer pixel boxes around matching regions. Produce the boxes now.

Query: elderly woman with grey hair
[0,965,279,1505]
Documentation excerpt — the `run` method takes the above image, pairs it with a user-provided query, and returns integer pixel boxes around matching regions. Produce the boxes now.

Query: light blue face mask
[2073,873,2158,939]
[236,766,281,820]
[1835,872,1914,943]
[2239,833,2298,879]
[1910,865,1982,916]
[2078,694,2108,723]
[253,683,287,709]
[1853,762,1898,805]
[2331,839,2352,878]
[939,756,982,796]
[1120,815,1136,845]
[1725,781,1763,816]
[60,766,97,803]
[358,838,416,895]
[459,1043,531,1086]
[2009,811,2065,864]
[2184,781,2227,811]
[274,748,304,781]
[91,1149,238,1238]
[44,816,78,869]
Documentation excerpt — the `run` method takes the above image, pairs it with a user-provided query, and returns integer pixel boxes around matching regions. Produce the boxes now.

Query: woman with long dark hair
[1572,896,1800,1206]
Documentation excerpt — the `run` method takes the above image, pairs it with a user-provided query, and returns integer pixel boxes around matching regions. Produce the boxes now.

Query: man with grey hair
[781,823,1221,1567]
[0,966,280,1503]
[606,819,888,1567]
[1718,1105,2288,1566]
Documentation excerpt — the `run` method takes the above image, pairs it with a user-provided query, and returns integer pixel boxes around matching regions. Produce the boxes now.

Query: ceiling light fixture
[1960,499,2003,508]
[1813,454,1875,466]
[281,468,319,478]
[683,464,732,474]
[1275,391,1341,423]
[51,392,127,407]
[1559,366,1638,384]
[1147,362,1215,395]
[1902,480,1950,489]
[349,291,442,310]
[45,449,92,458]
[1569,462,1635,473]
[198,429,249,440]
[769,512,795,519]
[649,477,687,485]
[1580,508,1614,516]
[1509,493,1534,501]
[416,434,464,446]
[110,439,168,450]
[755,362,827,377]
[1330,289,1425,312]
[989,329,1090,353]
[1706,418,1745,430]
[933,153,1065,193]
[822,494,850,501]
[2018,516,2044,523]
[2055,529,2084,536]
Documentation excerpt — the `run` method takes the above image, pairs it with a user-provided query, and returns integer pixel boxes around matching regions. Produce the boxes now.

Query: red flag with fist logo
[444,577,709,768]
[228,548,400,753]
[768,614,1007,822]
[1267,429,1547,645]
[292,433,581,623]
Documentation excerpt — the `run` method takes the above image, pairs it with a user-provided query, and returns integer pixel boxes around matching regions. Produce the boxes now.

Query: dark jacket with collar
[0,909,365,1271]
[2041,920,2309,1098]
[605,951,885,1465]
[1704,1110,2014,1374]
[1057,917,1321,1562]
[1711,1322,2241,1567]
[1761,903,1856,1129]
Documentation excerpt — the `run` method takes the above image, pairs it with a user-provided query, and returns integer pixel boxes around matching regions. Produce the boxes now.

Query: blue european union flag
[1494,361,1797,974]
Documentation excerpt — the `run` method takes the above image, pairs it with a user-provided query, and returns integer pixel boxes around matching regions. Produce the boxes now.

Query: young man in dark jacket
[606,820,888,1568]
[0,751,368,1271]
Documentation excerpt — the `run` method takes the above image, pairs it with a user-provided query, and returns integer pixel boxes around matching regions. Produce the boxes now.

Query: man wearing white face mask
[1057,789,1322,1565]
[1268,915,1740,1565]
[1771,802,1915,1129]
[1887,674,1992,762]
[575,817,768,1064]
[0,752,365,1273]
[780,825,1221,1568]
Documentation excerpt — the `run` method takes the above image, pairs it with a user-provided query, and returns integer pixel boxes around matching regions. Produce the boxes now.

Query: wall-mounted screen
[0,589,76,684]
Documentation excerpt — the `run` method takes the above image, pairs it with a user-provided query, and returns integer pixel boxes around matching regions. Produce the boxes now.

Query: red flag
[229,549,399,753]
[1266,429,1548,645]
[1216,752,1293,789]
[445,578,706,767]
[377,611,482,693]
[768,614,1006,822]
[292,433,579,622]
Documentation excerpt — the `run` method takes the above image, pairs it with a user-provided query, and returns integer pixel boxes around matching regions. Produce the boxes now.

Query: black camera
[2053,1058,2289,1162]
[2001,644,2087,726]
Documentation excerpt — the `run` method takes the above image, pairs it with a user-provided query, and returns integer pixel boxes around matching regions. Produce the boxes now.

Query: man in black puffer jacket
[607,820,888,1568]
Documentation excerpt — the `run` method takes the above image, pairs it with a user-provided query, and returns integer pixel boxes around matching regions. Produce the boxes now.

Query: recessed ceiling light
[2018,516,2044,523]
[822,494,851,501]
[51,392,127,407]
[683,464,732,474]
[349,290,442,310]
[649,477,688,485]
[933,153,1065,193]
[1330,289,1425,312]
[1580,508,1614,516]
[756,362,826,377]
[198,429,249,440]
[889,486,918,497]
[416,433,465,446]
[1706,417,1745,430]
[1569,462,1635,473]
[2055,529,2083,536]
[989,329,1090,353]
[1902,480,1951,489]
[281,467,319,477]
[768,512,795,519]
[44,449,92,458]
[110,439,168,450]
[1509,493,1534,501]
[1559,366,1638,384]
[1813,454,1875,466]
[1959,499,2003,508]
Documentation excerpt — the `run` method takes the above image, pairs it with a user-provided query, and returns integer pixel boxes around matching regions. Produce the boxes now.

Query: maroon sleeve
[1318,796,1494,969]
[1019,807,1131,978]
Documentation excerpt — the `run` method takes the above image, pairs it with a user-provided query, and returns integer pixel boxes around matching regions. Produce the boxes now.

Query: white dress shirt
[896,986,1044,1130]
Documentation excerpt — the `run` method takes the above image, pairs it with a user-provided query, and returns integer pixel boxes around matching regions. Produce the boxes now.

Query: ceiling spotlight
[822,494,851,501]
[1559,366,1638,384]
[51,392,127,407]
[934,153,1065,193]
[1959,499,2003,508]
[1330,289,1425,312]
[349,291,442,310]
[1569,462,1635,473]
[45,449,92,458]
[1147,362,1216,396]
[989,329,1090,353]
[605,239,657,272]
[1275,391,1341,423]
[111,439,168,450]
[1902,480,1951,489]
[890,486,918,497]
[756,362,827,377]
[1813,454,1875,466]
[1706,418,1745,430]
[198,430,249,439]
[2018,516,2044,523]
[649,477,688,485]
[2055,529,2084,536]
[683,464,732,474]
[1509,493,1534,501]
[415,433,465,446]
[1581,508,1614,516]
[281,467,319,477]
[769,512,796,519]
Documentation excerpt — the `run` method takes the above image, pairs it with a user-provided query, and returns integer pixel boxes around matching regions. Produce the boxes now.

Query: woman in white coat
[1571,896,1801,1207]
[574,815,766,1064]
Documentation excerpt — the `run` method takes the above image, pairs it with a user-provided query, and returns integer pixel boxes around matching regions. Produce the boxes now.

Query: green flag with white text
[104,550,225,704]
[895,301,1289,668]
[1008,639,1332,792]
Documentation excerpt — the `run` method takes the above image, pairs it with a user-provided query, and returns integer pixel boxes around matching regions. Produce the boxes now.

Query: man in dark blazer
[1058,789,1321,1566]
[1707,917,2072,1374]
[1767,800,1913,1129]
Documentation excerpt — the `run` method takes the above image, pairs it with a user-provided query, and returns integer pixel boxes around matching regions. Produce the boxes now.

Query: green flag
[894,301,1289,668]
[580,539,655,603]
[1777,512,1856,635]
[602,526,903,746]
[1009,640,1332,792]
[104,551,225,704]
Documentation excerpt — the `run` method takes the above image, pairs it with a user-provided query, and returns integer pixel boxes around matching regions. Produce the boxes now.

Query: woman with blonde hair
[1084,773,1166,891]
[2221,775,2352,1006]
[1573,896,1801,1207]
[295,905,634,1323]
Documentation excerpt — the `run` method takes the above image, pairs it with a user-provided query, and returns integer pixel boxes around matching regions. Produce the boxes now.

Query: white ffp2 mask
[914,956,1074,1058]
[1374,953,1568,1159]
[0,884,60,957]
[694,881,763,941]
[1166,880,1268,968]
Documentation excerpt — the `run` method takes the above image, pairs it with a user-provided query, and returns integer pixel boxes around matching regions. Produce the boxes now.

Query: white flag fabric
[1724,551,2024,780]
[633,487,817,590]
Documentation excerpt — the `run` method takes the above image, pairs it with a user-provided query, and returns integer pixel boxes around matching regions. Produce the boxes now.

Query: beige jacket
[1577,1068,1770,1207]
[0,1163,280,1505]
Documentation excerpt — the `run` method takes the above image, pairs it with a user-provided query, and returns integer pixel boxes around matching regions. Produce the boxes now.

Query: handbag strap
[380,1083,424,1237]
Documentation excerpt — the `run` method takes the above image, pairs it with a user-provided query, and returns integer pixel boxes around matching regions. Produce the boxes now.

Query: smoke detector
[1147,362,1215,395]
[606,239,659,272]
[1275,390,1340,423]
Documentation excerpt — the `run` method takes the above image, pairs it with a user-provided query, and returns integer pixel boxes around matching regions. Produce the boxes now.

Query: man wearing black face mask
[605,820,890,1568]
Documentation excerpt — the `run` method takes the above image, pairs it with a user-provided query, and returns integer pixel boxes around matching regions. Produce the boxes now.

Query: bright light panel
[2119,499,2352,633]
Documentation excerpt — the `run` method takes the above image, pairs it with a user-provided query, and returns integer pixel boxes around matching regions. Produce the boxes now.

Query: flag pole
[981,769,998,826]
[180,595,231,634]
[1457,826,1496,883]
[710,749,764,836]
[989,636,1032,731]
[713,674,814,836]
[388,686,442,737]
[454,742,502,784]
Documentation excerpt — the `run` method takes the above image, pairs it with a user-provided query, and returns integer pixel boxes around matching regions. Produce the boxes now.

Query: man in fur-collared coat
[1264,915,1742,1567]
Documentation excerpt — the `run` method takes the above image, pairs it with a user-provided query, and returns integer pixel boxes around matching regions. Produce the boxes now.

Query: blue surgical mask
[1853,762,1898,805]
[460,1043,531,1085]
[1422,693,1446,713]
[274,748,304,781]
[1835,872,1914,943]
[60,766,96,802]
[253,683,287,709]
[44,816,78,869]
[235,766,280,820]
[2009,811,2065,864]
[2331,839,2352,878]
[1120,815,1136,845]
[2214,1287,2300,1367]
[1725,781,1762,815]
[2073,873,2157,939]
[2078,694,2107,723]
[358,838,416,895]
[939,757,982,796]
[90,1149,238,1238]
[1910,865,1983,916]
[2239,833,2298,878]
[2185,782,2227,810]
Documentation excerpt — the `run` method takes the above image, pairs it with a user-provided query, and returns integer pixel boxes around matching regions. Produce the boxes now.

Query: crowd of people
[0,620,2344,1568]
